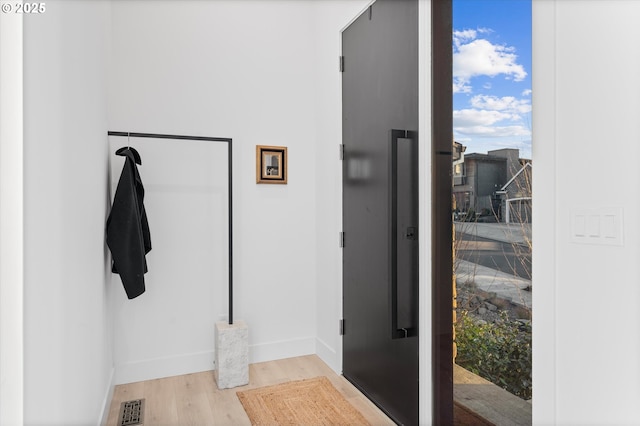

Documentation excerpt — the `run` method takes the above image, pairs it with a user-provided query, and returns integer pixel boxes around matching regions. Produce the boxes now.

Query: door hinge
[339,55,345,72]
[339,319,345,335]
[339,144,345,160]
[339,232,345,248]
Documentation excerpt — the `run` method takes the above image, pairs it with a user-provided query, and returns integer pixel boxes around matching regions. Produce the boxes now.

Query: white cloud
[470,95,531,114]
[454,124,530,138]
[452,28,531,154]
[454,39,527,80]
[453,78,472,94]
[453,108,513,127]
[453,34,527,92]
[453,29,477,47]
[453,99,532,140]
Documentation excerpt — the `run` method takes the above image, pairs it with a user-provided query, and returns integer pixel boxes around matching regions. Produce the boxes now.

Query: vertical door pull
[390,129,418,339]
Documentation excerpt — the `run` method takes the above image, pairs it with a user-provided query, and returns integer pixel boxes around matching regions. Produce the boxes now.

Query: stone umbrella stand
[214,318,249,389]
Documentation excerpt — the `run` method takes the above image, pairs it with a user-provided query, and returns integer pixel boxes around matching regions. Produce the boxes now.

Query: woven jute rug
[236,376,370,425]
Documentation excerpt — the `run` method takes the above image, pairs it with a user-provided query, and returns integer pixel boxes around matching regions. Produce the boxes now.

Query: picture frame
[256,145,287,184]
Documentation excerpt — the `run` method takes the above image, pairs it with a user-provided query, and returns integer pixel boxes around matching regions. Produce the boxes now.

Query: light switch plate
[571,207,623,246]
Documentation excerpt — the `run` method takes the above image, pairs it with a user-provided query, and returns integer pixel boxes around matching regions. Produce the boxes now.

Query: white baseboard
[249,336,316,364]
[114,350,215,385]
[315,337,341,374]
[113,337,316,385]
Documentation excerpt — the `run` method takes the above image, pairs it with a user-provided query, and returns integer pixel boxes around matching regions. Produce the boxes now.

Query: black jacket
[106,147,152,299]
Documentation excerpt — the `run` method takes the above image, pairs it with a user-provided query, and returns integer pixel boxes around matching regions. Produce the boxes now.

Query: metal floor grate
[119,399,145,426]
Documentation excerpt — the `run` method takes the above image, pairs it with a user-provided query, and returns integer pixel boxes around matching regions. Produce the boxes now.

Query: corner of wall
[22,1,115,423]
[310,0,372,379]
[0,9,24,426]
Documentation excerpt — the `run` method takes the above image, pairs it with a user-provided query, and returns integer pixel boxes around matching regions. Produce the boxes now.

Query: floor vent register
[119,399,145,426]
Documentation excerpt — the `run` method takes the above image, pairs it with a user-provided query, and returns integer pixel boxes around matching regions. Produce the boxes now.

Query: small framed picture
[256,145,287,184]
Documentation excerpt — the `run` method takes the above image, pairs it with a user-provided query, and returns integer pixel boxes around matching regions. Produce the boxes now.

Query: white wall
[533,1,640,424]
[0,9,24,426]
[108,136,231,383]
[108,0,339,382]
[22,1,114,424]
[310,0,371,373]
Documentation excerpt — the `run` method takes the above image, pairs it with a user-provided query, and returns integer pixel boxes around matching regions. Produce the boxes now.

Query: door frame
[429,0,454,424]
[418,0,454,424]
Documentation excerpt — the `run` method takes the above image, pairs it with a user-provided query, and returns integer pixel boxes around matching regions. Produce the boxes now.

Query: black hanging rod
[108,130,235,326]
[108,131,231,143]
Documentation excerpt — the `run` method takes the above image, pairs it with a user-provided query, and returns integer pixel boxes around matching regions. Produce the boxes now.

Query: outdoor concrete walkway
[454,222,532,309]
[455,221,531,245]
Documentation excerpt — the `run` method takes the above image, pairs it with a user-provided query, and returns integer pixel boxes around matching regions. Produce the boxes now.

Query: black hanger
[115,146,142,165]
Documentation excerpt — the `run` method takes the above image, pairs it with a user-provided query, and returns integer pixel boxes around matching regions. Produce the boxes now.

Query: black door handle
[390,129,418,339]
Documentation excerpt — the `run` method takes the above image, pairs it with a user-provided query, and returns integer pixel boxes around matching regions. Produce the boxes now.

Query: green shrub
[455,311,532,400]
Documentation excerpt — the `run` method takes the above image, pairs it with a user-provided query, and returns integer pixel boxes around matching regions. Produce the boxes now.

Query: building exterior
[497,161,532,223]
[453,144,531,222]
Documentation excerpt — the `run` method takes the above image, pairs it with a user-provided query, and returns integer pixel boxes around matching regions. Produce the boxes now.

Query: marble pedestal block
[214,320,249,389]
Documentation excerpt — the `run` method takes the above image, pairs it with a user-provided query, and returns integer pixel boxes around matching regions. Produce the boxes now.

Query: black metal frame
[108,131,235,325]
[431,0,454,423]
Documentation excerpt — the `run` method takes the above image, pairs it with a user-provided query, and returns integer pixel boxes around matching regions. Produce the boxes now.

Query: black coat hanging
[106,146,152,299]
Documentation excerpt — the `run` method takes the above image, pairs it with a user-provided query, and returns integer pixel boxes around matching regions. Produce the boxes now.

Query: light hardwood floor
[106,355,395,425]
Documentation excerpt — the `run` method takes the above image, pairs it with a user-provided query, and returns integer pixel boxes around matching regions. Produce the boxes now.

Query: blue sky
[453,0,532,159]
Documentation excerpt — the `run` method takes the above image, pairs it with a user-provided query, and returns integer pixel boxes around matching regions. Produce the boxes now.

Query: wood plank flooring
[106,355,395,426]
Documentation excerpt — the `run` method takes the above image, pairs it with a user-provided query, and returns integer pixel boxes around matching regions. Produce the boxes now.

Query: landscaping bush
[455,311,532,400]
